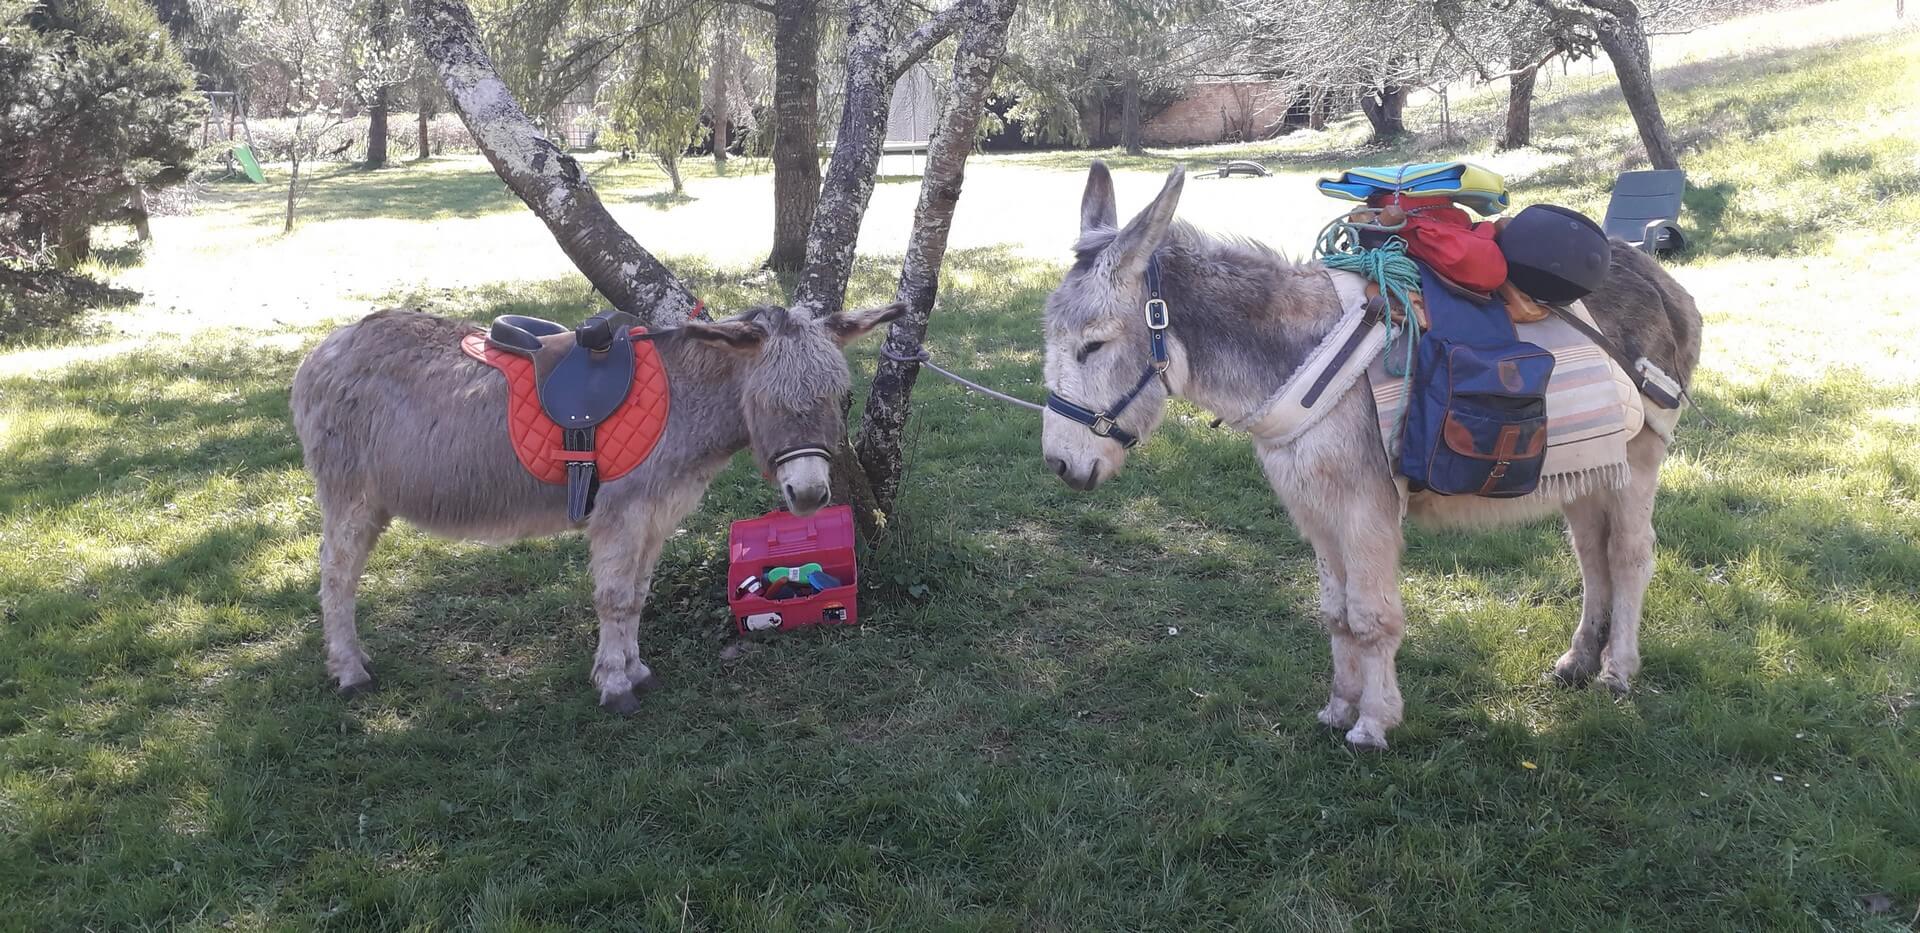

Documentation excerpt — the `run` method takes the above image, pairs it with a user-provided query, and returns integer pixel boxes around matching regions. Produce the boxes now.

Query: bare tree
[855,0,1021,515]
[1432,0,1589,149]
[1229,0,1453,144]
[411,65,442,160]
[1449,0,1745,167]
[1531,0,1679,169]
[243,0,352,232]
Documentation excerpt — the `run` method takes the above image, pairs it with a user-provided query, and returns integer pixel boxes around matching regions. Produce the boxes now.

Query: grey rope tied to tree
[879,345,1045,413]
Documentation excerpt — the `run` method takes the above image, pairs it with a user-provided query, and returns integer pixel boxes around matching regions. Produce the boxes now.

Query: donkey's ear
[824,301,907,346]
[1081,160,1117,233]
[676,318,767,354]
[1107,165,1184,283]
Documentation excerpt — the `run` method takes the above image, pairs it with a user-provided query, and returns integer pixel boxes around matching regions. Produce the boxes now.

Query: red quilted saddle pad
[460,329,670,485]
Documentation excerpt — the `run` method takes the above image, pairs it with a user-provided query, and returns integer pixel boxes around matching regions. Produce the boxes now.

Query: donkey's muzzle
[774,446,834,516]
[1048,456,1102,492]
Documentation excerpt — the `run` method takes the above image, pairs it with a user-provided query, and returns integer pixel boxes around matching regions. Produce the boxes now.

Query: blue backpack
[1398,263,1554,497]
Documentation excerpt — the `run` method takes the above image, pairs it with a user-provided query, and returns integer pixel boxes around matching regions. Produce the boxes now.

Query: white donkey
[1040,164,1701,749]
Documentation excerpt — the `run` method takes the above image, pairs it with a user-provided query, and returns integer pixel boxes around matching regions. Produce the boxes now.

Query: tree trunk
[852,0,1018,519]
[708,23,730,170]
[793,0,969,318]
[285,150,301,234]
[1307,89,1328,131]
[660,153,684,194]
[53,225,91,269]
[131,187,152,242]
[417,102,431,160]
[414,70,435,161]
[411,0,702,326]
[1359,85,1407,141]
[793,5,891,315]
[1593,5,1681,170]
[1500,61,1537,150]
[366,85,390,168]
[365,0,391,169]
[767,0,821,273]
[1120,73,1143,155]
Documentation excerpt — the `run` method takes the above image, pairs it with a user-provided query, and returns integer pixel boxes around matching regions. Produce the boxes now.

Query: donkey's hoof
[1549,651,1597,687]
[632,671,661,695]
[336,675,377,698]
[1344,721,1389,752]
[1316,698,1358,730]
[1596,670,1633,697]
[598,688,646,716]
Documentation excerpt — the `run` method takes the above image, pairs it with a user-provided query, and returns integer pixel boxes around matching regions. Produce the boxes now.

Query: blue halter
[1044,254,1172,449]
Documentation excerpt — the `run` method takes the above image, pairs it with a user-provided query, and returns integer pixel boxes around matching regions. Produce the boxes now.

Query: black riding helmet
[1497,204,1609,304]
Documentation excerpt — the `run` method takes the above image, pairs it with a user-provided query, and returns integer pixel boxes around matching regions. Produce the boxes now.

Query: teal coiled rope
[1314,215,1423,379]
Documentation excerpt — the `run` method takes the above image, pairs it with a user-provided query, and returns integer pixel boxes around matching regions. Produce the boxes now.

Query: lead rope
[1315,213,1423,444]
[879,345,1045,412]
[1315,214,1422,378]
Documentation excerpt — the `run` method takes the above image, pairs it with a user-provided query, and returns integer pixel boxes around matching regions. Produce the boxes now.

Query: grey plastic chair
[1603,169,1687,255]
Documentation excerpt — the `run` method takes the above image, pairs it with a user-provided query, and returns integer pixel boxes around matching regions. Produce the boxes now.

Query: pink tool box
[725,504,859,634]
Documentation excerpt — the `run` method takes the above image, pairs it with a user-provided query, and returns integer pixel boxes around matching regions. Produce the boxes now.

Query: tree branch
[410,0,702,326]
[889,0,974,81]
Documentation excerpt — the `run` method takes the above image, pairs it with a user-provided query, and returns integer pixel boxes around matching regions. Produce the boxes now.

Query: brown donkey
[291,302,903,712]
[1040,164,1701,749]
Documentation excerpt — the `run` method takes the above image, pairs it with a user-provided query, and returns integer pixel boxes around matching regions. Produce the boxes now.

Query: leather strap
[1045,388,1143,448]
[772,446,832,467]
[1235,270,1383,443]
[1546,304,1681,409]
[564,426,597,522]
[1043,253,1172,449]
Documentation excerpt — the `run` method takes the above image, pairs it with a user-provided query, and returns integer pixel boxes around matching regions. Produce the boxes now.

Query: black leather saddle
[488,309,640,521]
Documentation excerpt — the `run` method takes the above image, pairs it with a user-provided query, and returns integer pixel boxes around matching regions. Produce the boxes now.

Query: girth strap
[564,427,597,522]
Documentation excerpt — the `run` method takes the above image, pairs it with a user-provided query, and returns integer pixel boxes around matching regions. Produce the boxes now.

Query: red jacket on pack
[1373,194,1508,293]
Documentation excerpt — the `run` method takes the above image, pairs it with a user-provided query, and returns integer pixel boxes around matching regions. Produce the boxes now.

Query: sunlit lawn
[2,2,1918,930]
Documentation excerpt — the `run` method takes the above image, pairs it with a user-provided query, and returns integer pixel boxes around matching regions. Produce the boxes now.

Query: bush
[0,0,202,266]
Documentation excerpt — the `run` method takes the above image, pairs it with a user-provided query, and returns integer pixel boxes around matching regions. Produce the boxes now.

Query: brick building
[1140,79,1293,146]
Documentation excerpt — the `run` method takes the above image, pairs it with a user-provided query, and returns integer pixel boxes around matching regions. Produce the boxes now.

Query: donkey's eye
[1076,340,1108,363]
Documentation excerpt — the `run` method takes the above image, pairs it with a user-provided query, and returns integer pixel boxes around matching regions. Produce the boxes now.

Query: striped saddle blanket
[1369,302,1646,498]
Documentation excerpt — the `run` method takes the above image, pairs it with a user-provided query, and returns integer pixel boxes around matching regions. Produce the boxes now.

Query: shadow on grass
[630,190,696,210]
[195,162,522,226]
[0,265,141,349]
[2,249,1916,928]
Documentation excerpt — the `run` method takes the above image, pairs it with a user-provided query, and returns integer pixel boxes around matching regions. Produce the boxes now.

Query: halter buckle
[1143,297,1170,331]
[1089,414,1118,437]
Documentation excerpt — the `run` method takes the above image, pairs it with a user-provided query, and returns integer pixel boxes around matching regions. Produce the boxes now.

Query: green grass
[4,4,1920,930]
[3,246,1917,929]
[1026,27,1920,264]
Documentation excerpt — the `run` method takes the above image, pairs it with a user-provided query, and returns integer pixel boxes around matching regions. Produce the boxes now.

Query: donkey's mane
[1075,220,1311,274]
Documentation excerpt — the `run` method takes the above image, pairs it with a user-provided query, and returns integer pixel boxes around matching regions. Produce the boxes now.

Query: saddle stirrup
[564,426,598,522]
